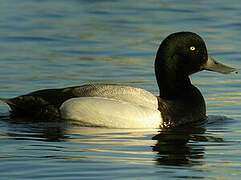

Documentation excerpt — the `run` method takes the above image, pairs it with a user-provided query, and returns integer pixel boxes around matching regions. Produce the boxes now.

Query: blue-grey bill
[203,55,237,74]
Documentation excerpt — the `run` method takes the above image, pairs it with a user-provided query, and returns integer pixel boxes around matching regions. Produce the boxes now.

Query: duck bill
[202,55,237,74]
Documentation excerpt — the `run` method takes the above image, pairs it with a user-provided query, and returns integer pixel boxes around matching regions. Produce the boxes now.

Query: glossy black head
[155,32,208,76]
[155,32,208,99]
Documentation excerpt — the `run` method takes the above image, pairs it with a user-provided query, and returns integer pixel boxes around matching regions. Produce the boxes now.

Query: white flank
[60,97,162,128]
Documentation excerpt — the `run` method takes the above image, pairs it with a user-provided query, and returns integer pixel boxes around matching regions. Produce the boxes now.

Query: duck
[0,32,236,128]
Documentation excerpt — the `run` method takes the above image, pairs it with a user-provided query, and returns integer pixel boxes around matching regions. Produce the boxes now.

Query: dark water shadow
[152,120,224,167]
[0,114,70,142]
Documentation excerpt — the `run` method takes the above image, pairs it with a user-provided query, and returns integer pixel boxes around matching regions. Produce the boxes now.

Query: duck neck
[155,57,192,99]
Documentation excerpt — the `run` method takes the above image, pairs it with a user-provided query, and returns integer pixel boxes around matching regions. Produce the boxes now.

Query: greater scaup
[0,32,236,128]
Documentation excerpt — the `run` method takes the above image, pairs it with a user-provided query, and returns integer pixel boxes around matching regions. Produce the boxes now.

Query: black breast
[158,85,206,127]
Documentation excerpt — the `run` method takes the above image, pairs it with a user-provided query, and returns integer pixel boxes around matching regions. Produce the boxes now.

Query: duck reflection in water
[152,120,223,166]
[1,116,224,167]
[2,116,69,142]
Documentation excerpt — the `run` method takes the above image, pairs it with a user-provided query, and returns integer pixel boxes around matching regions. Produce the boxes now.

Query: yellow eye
[189,46,195,51]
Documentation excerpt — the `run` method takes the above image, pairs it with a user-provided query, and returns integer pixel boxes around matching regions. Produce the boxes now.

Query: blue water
[0,0,241,179]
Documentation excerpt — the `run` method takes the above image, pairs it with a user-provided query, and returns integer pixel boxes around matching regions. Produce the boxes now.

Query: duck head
[155,32,236,99]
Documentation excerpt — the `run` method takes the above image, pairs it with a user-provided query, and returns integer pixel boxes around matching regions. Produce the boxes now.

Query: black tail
[0,98,18,111]
[0,97,60,120]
